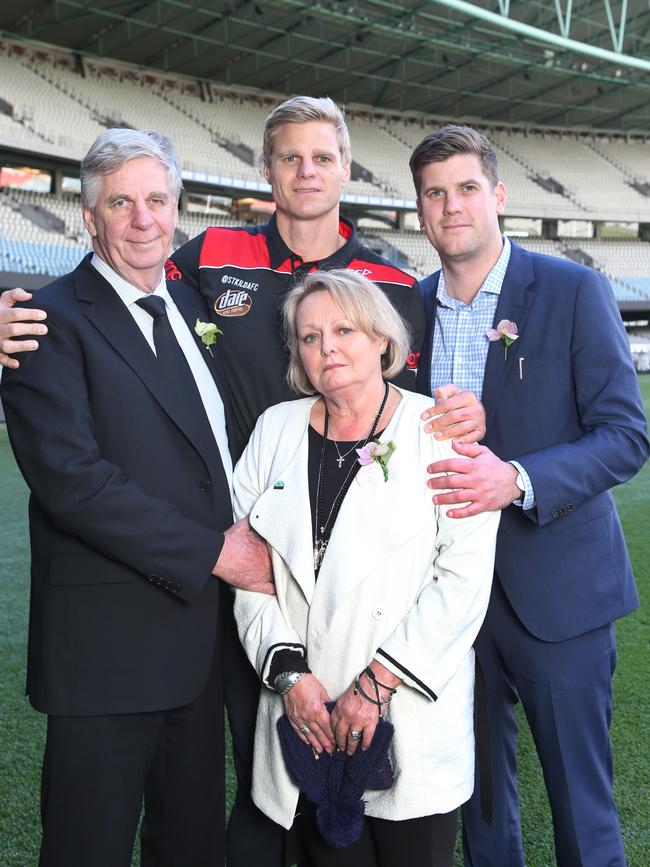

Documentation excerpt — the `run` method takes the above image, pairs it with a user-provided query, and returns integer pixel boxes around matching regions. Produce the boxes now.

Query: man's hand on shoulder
[213,516,275,595]
[0,289,47,369]
[427,440,521,518]
[421,384,486,443]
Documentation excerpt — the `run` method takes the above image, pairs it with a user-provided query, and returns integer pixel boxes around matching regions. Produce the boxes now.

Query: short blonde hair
[262,96,351,168]
[283,269,411,396]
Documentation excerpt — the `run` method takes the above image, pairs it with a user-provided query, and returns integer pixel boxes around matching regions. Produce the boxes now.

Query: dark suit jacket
[417,241,649,642]
[1,254,234,716]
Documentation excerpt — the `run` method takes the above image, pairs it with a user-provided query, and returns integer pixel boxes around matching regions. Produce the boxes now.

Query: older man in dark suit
[0,128,273,867]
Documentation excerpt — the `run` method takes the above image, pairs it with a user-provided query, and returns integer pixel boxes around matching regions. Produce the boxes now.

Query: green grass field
[1,378,649,866]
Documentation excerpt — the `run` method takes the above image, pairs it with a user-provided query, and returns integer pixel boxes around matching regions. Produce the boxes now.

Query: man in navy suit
[411,125,648,866]
[0,129,273,867]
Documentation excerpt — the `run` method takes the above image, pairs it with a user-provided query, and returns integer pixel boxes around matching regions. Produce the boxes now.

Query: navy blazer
[1,255,234,716]
[417,241,649,641]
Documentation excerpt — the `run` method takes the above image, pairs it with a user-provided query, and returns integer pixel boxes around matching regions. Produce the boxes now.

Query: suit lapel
[169,282,228,397]
[249,414,316,604]
[418,247,537,422]
[482,243,536,431]
[76,257,221,472]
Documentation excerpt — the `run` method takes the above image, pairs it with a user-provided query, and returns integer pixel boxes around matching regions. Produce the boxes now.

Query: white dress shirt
[91,254,233,494]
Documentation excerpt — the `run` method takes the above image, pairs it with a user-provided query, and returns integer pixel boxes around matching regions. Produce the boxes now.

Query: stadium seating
[0,50,104,159]
[2,42,650,221]
[3,185,650,301]
[0,236,89,275]
[359,228,440,280]
[1,40,650,306]
[491,132,650,223]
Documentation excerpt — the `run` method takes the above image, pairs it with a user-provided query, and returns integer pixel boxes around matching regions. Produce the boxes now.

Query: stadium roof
[1,0,650,132]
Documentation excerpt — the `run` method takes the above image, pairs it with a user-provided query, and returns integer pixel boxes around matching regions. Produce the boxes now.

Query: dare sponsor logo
[214,288,253,317]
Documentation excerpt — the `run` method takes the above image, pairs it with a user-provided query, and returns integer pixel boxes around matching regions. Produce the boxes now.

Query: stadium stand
[356,228,438,281]
[0,49,104,160]
[177,210,239,236]
[3,42,650,222]
[1,38,650,348]
[0,46,391,201]
[3,178,650,304]
[491,131,650,223]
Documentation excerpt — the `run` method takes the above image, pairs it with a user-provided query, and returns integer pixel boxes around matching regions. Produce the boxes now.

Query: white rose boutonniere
[194,319,223,357]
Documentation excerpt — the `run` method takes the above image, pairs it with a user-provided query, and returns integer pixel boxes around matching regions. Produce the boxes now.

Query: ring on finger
[299,724,311,735]
[348,729,362,742]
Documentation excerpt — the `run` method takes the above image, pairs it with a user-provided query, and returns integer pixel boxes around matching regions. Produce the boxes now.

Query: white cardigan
[233,388,499,828]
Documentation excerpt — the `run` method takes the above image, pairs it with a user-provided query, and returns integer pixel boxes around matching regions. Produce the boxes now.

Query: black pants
[291,798,458,867]
[223,591,288,867]
[38,646,225,867]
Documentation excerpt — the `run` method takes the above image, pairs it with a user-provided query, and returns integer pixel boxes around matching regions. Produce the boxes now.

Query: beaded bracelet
[354,668,397,718]
[363,666,398,695]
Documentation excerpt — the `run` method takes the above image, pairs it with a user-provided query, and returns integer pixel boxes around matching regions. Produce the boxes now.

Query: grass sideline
[0,378,648,866]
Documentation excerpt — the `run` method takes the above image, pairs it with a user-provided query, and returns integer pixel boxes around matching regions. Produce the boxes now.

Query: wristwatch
[274,671,307,695]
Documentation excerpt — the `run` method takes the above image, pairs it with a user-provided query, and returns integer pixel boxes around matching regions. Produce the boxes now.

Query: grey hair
[80,128,183,208]
[262,96,352,168]
[283,269,411,396]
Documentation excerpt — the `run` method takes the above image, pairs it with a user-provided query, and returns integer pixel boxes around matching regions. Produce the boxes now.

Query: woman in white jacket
[233,269,499,867]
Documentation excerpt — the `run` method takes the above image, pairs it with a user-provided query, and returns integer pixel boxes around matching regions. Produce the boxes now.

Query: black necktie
[136,294,215,440]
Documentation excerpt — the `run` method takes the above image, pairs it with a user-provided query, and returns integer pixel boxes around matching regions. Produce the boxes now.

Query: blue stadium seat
[0,236,88,276]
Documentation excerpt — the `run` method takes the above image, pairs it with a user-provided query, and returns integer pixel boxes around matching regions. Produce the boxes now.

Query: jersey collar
[265,212,359,272]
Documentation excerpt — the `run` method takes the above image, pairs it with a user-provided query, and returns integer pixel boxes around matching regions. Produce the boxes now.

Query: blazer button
[200,480,213,493]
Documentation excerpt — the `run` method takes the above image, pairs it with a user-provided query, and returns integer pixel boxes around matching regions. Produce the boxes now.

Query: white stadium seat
[1,42,650,299]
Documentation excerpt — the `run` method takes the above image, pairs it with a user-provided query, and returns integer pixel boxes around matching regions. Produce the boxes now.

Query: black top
[307,425,366,555]
[266,424,385,687]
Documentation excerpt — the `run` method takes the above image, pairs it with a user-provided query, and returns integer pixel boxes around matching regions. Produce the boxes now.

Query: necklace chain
[313,382,390,573]
[331,436,364,469]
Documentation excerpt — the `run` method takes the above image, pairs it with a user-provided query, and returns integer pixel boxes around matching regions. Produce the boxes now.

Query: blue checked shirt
[429,236,534,509]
